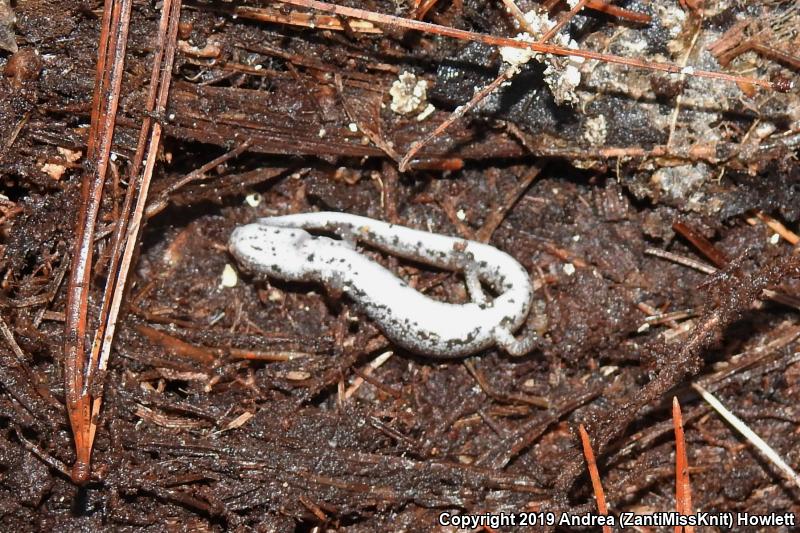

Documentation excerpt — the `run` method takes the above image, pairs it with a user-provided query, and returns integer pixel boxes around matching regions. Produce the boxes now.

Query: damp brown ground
[1,0,800,531]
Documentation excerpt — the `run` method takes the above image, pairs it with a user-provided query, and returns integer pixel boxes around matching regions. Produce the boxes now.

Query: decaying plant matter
[1,0,799,530]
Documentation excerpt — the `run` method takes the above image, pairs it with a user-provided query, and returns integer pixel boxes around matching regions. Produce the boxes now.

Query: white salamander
[229,212,536,358]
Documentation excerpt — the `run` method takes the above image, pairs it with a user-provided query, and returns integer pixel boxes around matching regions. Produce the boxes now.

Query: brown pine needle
[644,248,718,275]
[274,0,782,91]
[673,397,694,533]
[62,0,183,484]
[64,0,134,485]
[578,424,612,533]
[87,0,183,462]
[585,0,651,24]
[672,221,729,269]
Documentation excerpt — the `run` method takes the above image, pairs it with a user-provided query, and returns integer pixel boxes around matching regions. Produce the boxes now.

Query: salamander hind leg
[464,264,487,305]
[493,327,538,356]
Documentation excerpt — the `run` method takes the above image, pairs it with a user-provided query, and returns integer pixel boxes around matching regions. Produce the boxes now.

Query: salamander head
[229,223,313,280]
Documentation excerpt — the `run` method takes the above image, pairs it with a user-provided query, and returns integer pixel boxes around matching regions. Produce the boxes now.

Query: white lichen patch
[416,103,436,121]
[651,164,708,201]
[583,115,607,145]
[389,72,429,115]
[617,37,649,55]
[499,34,537,71]
[499,10,551,71]
[659,3,687,37]
[499,10,585,105]
[545,55,584,105]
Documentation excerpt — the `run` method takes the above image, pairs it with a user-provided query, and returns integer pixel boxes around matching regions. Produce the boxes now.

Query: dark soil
[1,0,799,531]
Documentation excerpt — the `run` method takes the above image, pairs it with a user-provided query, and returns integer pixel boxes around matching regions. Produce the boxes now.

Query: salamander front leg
[493,327,538,356]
